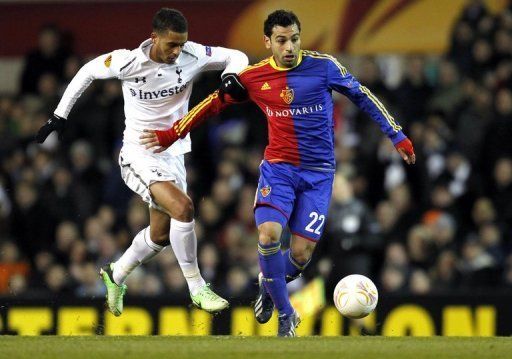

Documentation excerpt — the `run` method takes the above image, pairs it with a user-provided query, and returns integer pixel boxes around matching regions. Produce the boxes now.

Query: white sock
[169,218,206,295]
[112,227,164,285]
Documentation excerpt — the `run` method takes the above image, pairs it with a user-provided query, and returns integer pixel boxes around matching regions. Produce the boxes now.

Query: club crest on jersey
[176,68,183,83]
[260,185,271,197]
[280,86,294,104]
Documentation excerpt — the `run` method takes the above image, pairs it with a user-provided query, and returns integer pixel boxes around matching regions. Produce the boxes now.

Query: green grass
[0,336,511,359]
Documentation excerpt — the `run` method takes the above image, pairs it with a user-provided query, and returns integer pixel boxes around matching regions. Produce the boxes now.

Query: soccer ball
[333,274,378,319]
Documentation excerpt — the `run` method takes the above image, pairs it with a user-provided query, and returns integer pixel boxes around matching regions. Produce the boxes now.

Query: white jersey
[55,39,248,155]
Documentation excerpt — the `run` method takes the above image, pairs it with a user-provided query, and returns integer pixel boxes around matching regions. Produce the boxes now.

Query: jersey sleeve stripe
[239,59,270,76]
[119,57,137,72]
[181,49,199,60]
[302,50,348,76]
[178,91,219,133]
[360,85,402,132]
[302,50,400,132]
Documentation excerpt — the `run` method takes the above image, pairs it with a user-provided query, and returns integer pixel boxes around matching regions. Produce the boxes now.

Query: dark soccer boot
[254,272,275,323]
[277,310,301,337]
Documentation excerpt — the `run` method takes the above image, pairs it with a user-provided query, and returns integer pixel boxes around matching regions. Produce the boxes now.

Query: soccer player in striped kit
[140,10,416,336]
[35,8,248,315]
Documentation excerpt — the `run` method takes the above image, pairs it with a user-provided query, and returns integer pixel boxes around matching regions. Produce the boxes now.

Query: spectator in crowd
[0,242,29,295]
[431,250,460,292]
[20,24,72,94]
[394,56,433,122]
[490,158,512,226]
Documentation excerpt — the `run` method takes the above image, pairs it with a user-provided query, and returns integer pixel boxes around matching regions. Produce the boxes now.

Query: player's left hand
[394,137,416,165]
[220,73,247,101]
[140,129,168,153]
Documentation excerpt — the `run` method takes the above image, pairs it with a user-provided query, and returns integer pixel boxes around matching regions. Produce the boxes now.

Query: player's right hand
[35,114,66,143]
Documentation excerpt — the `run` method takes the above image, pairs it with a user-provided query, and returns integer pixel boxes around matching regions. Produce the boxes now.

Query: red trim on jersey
[290,231,318,243]
[253,202,290,220]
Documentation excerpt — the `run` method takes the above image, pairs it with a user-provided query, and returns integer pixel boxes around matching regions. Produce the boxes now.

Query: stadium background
[1,0,512,336]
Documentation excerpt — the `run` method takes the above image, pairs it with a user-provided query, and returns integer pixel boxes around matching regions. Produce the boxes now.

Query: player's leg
[257,219,296,315]
[100,148,167,316]
[150,180,228,312]
[102,207,169,316]
[256,218,301,337]
[287,170,333,269]
[253,161,299,335]
[255,229,311,324]
[149,181,202,289]
[278,169,334,333]
[284,234,317,282]
[112,207,169,284]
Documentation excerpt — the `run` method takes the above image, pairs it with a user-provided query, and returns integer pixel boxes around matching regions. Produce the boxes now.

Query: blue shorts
[254,161,334,242]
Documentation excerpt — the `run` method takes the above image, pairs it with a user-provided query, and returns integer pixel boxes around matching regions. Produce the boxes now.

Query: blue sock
[258,242,293,316]
[283,249,310,283]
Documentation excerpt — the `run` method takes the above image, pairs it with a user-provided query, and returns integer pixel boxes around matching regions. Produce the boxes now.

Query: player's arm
[186,42,249,101]
[189,42,248,75]
[35,50,131,143]
[140,90,241,153]
[327,59,415,165]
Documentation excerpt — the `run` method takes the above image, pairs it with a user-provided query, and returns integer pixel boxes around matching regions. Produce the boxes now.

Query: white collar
[136,38,184,66]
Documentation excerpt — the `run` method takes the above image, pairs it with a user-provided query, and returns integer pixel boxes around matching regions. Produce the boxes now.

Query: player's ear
[264,35,271,49]
[150,31,158,44]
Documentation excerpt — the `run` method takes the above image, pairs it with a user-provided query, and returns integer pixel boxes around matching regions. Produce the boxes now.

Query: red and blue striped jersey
[176,50,405,171]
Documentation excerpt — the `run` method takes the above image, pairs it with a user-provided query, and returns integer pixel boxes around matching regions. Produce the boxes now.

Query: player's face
[265,24,301,68]
[150,30,188,64]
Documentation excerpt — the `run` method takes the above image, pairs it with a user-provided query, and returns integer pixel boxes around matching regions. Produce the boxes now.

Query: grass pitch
[0,336,510,359]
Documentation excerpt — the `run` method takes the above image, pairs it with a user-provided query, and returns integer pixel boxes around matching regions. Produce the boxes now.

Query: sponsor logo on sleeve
[104,55,112,68]
[205,46,212,56]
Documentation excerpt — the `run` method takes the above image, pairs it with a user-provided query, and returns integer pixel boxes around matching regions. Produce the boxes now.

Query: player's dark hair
[264,10,301,37]
[152,8,188,33]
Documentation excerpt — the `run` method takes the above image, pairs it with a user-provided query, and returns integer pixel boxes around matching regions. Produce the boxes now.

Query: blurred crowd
[1,1,512,301]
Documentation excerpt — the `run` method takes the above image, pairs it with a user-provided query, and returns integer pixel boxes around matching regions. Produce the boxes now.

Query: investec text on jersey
[129,81,191,100]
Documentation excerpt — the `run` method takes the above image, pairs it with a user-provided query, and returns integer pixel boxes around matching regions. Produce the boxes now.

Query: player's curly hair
[153,8,188,33]
[264,10,301,37]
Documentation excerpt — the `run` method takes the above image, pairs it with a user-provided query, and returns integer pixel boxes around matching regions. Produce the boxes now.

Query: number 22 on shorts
[305,211,325,235]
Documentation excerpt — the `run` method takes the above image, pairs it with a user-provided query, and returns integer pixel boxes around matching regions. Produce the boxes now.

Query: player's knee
[291,250,312,264]
[150,229,169,246]
[258,232,279,245]
[174,195,194,222]
[291,244,314,264]
[258,224,280,245]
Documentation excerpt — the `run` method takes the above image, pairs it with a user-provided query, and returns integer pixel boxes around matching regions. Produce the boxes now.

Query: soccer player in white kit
[35,8,248,315]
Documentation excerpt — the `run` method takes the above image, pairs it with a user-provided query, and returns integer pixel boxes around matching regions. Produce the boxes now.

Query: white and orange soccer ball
[333,274,379,319]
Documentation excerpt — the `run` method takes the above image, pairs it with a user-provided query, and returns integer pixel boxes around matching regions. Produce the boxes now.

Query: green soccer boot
[100,263,127,317]
[190,284,229,313]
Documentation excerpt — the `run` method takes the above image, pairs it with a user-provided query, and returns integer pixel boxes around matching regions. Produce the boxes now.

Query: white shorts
[119,144,187,211]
